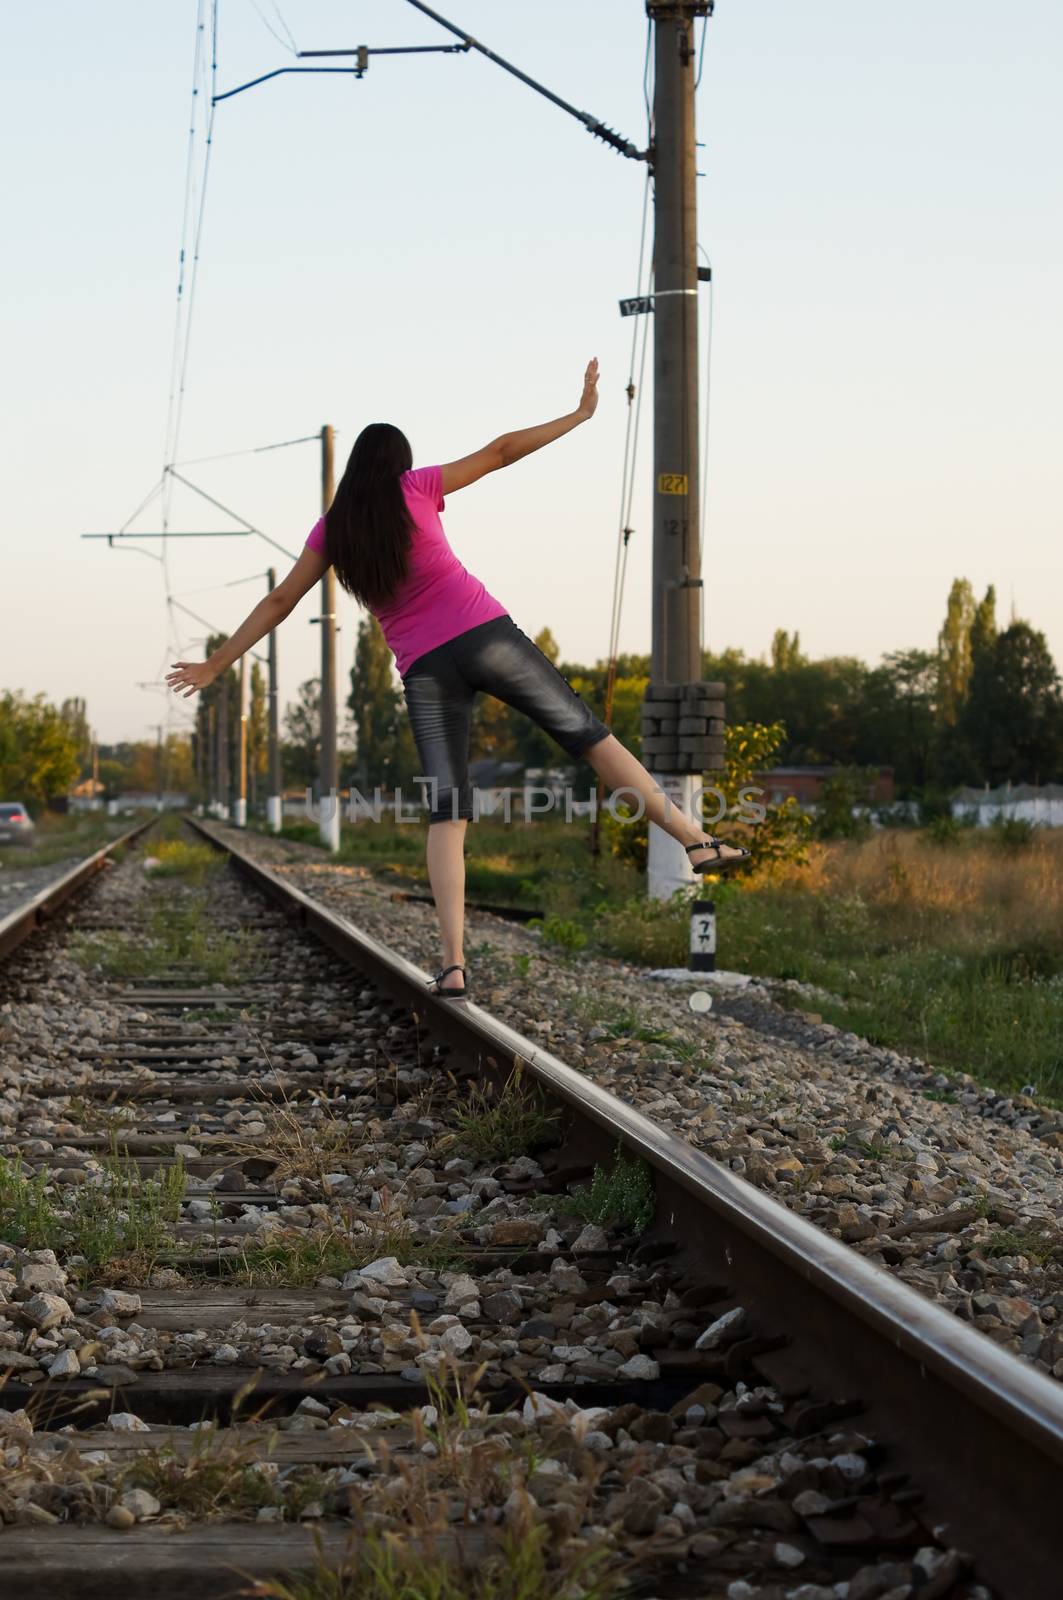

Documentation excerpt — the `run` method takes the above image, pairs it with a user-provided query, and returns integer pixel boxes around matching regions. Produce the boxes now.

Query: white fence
[950,784,1063,828]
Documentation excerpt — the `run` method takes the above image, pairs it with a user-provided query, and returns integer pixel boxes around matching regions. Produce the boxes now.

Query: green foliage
[589,888,691,968]
[0,690,81,805]
[71,892,256,984]
[987,815,1036,851]
[528,913,588,954]
[960,621,1063,785]
[453,1069,560,1162]
[257,1521,617,1600]
[561,1152,655,1235]
[812,769,875,841]
[145,839,221,883]
[0,1149,186,1273]
[348,615,421,790]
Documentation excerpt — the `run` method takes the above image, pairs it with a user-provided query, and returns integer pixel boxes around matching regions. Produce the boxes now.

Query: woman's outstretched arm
[440,357,599,495]
[165,544,329,698]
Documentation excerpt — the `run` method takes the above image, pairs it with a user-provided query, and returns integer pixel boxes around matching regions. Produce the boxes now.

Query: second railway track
[0,817,1059,1600]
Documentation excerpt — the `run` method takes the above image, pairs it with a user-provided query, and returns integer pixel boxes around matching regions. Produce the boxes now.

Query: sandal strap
[686,839,722,857]
[428,964,466,986]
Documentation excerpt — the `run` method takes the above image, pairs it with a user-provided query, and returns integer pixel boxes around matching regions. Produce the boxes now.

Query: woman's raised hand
[577,357,600,420]
[166,660,217,698]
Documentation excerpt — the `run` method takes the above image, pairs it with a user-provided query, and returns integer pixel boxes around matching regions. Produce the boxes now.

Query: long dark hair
[325,423,414,608]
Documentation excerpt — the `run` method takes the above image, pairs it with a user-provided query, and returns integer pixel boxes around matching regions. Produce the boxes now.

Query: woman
[167,359,747,999]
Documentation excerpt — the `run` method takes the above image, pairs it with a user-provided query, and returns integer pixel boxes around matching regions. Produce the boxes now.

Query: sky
[2,1,1061,747]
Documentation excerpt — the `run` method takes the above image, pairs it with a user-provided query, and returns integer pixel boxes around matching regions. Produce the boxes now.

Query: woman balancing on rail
[166,359,748,999]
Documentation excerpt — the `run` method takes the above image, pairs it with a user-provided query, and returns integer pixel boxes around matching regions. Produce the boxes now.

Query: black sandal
[427,963,468,1000]
[686,838,752,874]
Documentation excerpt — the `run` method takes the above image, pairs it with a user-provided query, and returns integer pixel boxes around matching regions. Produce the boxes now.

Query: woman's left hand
[166,660,217,698]
[576,357,599,420]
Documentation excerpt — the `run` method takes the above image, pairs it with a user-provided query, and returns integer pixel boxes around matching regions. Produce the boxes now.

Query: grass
[553,1151,654,1236]
[218,1219,462,1287]
[218,1091,366,1188]
[144,838,222,884]
[709,828,1063,1100]
[119,1424,329,1520]
[251,1523,618,1600]
[252,1361,619,1600]
[978,1223,1063,1266]
[0,1147,186,1276]
[452,1068,561,1163]
[70,891,257,984]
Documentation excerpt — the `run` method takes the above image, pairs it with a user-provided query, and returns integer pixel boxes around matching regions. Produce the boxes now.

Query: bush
[813,769,874,841]
[529,914,588,954]
[987,816,1036,851]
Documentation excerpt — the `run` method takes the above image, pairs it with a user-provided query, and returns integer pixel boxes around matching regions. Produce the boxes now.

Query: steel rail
[0,817,157,963]
[181,821,1063,1595]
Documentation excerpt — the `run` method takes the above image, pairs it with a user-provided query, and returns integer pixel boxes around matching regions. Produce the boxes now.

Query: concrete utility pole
[641,0,725,899]
[235,655,248,827]
[266,566,283,832]
[318,425,340,850]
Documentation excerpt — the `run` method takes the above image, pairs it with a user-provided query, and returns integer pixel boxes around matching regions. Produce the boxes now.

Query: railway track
[0,817,1059,1600]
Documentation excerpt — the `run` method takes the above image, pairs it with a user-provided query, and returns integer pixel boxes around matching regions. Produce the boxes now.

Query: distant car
[0,803,36,845]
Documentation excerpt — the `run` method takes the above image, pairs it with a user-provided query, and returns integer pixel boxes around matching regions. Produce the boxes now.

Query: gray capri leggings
[401,614,610,823]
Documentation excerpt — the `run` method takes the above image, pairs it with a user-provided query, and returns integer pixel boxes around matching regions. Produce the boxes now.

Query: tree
[970,584,998,666]
[284,678,321,788]
[347,617,420,789]
[936,578,976,727]
[770,629,805,673]
[961,622,1063,785]
[859,649,937,792]
[0,692,81,806]
[247,662,268,807]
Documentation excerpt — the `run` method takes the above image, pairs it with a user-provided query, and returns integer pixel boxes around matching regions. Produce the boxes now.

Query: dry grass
[717,827,1063,1098]
[764,828,1063,952]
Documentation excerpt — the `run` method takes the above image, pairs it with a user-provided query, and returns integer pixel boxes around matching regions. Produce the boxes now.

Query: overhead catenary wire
[171,433,322,468]
[246,0,297,56]
[602,21,655,734]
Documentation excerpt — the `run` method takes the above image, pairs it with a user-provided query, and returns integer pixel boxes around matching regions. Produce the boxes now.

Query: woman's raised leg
[584,734,747,867]
[425,818,468,990]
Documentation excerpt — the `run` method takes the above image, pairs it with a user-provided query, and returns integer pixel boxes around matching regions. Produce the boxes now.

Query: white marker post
[689,897,716,973]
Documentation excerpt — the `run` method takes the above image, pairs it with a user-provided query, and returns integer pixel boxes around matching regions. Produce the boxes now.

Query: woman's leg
[584,734,746,865]
[401,650,476,993]
[426,819,468,989]
[456,620,745,868]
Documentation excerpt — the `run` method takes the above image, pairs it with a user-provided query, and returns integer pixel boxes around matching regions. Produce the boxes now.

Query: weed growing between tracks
[69,891,259,984]
[0,1146,187,1277]
[118,1423,330,1522]
[451,1068,561,1163]
[250,1360,619,1600]
[547,1150,655,1236]
[144,838,223,884]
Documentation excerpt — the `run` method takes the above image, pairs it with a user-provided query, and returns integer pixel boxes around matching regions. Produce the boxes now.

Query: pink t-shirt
[305,465,507,677]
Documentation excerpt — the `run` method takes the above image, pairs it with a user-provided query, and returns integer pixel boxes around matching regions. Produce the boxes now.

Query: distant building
[106,792,189,814]
[751,767,895,808]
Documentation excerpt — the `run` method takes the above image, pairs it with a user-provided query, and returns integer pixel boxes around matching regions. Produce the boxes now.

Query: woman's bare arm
[165,544,330,698]
[440,358,599,495]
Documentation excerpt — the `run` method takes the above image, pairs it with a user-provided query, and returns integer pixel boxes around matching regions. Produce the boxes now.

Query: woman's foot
[429,962,468,998]
[686,837,751,872]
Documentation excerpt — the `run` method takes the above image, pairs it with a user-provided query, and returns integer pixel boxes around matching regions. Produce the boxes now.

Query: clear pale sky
[2,1,1061,746]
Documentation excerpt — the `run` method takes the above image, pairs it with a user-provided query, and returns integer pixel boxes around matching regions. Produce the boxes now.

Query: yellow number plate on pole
[658,473,689,495]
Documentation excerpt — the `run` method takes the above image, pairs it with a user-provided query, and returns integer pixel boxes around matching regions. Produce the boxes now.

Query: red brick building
[751,767,895,808]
